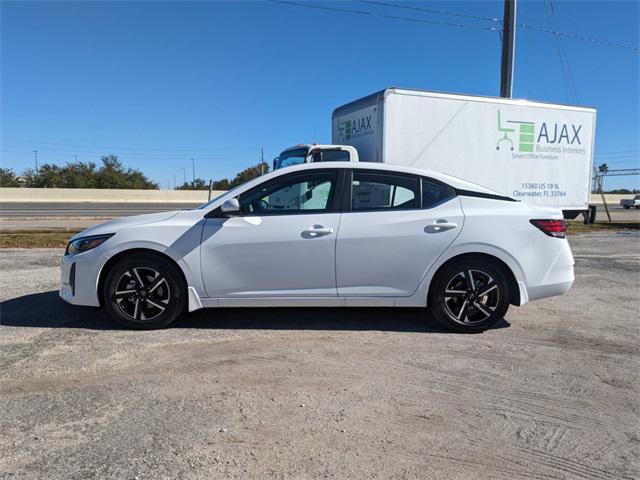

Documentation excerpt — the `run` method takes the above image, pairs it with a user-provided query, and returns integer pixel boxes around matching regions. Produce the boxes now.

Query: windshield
[274,147,308,170]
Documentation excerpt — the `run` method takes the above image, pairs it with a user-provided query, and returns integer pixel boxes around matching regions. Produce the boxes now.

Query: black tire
[103,253,186,329]
[429,257,510,333]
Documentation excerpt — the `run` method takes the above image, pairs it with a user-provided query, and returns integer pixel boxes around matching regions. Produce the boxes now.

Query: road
[0,202,201,217]
[0,202,202,230]
[0,232,638,479]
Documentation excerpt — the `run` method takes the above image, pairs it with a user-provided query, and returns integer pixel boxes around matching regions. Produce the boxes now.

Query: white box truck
[275,88,597,221]
[331,88,597,219]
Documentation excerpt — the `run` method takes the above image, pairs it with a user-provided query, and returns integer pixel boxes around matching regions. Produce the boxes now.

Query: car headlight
[65,233,114,255]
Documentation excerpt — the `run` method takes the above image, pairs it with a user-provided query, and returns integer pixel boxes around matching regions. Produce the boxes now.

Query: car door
[200,169,342,298]
[336,169,464,296]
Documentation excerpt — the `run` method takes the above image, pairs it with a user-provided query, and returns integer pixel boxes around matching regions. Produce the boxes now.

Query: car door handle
[424,220,457,233]
[301,225,334,238]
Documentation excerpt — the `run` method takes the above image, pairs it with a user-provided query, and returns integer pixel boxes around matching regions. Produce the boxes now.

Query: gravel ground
[0,232,638,479]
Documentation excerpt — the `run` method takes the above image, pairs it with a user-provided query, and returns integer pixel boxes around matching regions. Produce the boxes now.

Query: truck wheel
[103,253,186,329]
[429,258,510,333]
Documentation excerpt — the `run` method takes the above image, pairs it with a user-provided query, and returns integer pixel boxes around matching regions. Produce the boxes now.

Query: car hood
[69,210,181,241]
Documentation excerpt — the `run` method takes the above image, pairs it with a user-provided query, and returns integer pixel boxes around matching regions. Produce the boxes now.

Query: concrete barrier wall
[0,188,633,205]
[589,194,632,205]
[0,188,227,203]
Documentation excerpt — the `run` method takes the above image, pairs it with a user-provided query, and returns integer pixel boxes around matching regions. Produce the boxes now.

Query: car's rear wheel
[103,253,186,329]
[429,258,510,333]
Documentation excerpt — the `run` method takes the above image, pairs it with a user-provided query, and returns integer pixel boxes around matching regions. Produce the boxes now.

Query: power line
[267,0,500,32]
[598,150,640,155]
[597,150,640,156]
[0,147,255,160]
[0,137,259,153]
[517,22,638,52]
[358,0,500,24]
[272,0,639,52]
[543,1,571,102]
[544,1,579,104]
[600,168,640,176]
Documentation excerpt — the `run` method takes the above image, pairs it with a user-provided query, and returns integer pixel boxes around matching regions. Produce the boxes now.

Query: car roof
[272,161,503,196]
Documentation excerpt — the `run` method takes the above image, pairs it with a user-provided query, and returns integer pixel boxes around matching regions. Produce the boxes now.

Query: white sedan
[59,163,574,333]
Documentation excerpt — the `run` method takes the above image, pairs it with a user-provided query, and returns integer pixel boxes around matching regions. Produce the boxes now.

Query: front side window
[351,171,419,211]
[239,171,337,215]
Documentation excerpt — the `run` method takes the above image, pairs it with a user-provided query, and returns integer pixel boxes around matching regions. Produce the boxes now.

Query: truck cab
[273,144,359,170]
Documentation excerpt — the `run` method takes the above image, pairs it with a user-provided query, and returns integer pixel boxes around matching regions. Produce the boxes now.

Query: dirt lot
[1,232,638,479]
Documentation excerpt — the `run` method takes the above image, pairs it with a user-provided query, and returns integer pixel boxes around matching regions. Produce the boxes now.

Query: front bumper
[59,251,102,307]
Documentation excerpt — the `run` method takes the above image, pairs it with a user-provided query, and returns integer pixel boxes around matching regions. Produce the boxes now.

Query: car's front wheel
[103,253,186,329]
[429,257,510,333]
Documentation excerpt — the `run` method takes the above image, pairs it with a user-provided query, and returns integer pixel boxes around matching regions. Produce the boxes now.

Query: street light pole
[33,150,39,173]
[191,158,195,183]
[499,0,517,98]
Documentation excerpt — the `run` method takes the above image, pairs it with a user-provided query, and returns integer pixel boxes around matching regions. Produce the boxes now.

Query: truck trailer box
[332,88,597,212]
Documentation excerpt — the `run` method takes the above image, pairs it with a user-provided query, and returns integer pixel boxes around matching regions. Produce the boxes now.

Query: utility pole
[73,155,78,163]
[173,174,176,190]
[261,147,265,175]
[182,167,186,184]
[499,0,517,98]
[33,150,39,173]
[191,158,195,183]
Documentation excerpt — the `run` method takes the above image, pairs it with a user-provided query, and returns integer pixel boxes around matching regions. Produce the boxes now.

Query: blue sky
[1,0,638,189]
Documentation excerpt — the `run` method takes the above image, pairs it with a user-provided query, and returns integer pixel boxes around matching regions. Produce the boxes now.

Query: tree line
[0,156,269,190]
[0,155,158,189]
[175,162,269,190]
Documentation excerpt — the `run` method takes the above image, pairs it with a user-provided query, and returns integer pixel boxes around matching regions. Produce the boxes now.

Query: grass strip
[567,221,639,233]
[0,230,82,248]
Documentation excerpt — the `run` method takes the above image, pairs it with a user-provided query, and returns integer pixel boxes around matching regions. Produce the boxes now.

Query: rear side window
[351,171,419,211]
[422,179,453,208]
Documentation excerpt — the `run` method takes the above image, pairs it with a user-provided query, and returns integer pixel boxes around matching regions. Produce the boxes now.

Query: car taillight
[530,219,567,238]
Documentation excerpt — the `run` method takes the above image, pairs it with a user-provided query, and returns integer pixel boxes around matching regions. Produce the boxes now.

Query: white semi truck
[274,87,597,221]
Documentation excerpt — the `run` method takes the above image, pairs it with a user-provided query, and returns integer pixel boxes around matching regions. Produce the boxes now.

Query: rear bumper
[527,278,574,302]
[516,236,575,303]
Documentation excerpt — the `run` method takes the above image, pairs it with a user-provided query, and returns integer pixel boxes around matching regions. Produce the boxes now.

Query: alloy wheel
[443,269,500,325]
[112,267,171,322]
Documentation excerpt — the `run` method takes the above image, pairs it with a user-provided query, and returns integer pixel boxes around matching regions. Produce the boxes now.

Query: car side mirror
[221,198,240,215]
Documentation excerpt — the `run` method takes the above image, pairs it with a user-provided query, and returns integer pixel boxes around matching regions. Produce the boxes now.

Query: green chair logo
[496,110,535,153]
[337,120,352,142]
